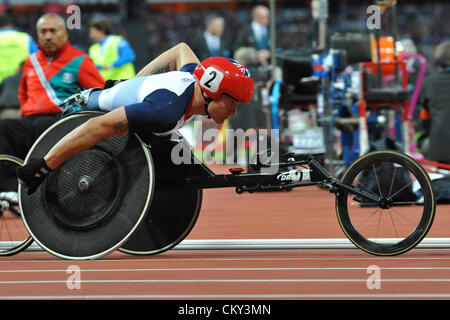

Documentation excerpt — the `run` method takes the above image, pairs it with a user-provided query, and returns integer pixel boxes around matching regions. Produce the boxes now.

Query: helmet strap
[204,98,212,119]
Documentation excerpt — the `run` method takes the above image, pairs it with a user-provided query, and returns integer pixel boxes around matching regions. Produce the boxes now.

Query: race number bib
[200,67,224,93]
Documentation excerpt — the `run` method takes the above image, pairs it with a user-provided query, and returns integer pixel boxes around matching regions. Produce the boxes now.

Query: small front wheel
[336,150,436,256]
[0,155,33,256]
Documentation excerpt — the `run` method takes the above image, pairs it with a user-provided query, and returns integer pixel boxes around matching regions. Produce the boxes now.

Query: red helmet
[193,57,254,104]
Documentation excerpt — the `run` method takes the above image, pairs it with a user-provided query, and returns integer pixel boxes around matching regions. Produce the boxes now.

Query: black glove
[104,79,117,89]
[103,79,126,89]
[17,158,52,195]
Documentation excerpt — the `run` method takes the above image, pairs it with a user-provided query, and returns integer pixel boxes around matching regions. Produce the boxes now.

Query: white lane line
[2,293,450,299]
[0,278,450,284]
[3,256,450,263]
[0,254,450,265]
[2,267,450,273]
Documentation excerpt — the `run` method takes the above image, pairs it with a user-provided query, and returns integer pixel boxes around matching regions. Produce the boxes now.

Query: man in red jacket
[0,13,104,193]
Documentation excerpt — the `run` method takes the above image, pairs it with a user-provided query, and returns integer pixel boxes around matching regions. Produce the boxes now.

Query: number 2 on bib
[200,67,224,93]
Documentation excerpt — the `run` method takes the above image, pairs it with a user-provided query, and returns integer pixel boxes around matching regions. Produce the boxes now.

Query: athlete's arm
[135,42,200,77]
[44,107,129,170]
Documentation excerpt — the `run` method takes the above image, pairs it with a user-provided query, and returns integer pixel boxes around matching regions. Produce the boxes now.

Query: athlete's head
[193,57,254,124]
[194,57,254,104]
[194,57,253,123]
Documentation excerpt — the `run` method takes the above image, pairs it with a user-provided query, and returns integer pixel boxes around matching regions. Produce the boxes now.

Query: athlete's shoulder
[180,63,198,74]
[135,71,193,101]
[151,70,195,87]
[167,71,196,92]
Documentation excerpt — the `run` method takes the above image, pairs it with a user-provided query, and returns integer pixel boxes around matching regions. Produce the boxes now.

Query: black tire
[0,155,33,256]
[336,150,436,256]
[119,188,202,255]
[119,135,203,255]
[19,112,154,260]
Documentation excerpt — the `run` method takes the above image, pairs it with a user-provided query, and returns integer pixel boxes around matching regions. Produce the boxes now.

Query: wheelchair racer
[17,42,254,194]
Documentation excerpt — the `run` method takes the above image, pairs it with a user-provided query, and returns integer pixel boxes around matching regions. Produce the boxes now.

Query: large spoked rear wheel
[336,150,436,256]
[0,155,33,256]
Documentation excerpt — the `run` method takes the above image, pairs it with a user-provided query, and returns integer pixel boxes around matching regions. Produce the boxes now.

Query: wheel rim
[0,155,33,256]
[19,113,155,260]
[336,151,435,255]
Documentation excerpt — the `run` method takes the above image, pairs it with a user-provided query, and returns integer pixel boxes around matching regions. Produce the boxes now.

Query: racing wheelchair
[12,111,435,260]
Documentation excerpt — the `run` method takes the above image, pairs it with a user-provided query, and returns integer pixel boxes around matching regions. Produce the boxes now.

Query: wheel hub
[378,197,392,209]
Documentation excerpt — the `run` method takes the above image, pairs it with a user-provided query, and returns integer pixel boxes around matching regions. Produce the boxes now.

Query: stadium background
[2,0,448,73]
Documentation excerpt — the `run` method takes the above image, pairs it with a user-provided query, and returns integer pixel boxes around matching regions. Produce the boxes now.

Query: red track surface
[1,165,450,300]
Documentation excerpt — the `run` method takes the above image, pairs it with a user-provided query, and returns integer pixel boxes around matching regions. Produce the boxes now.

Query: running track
[1,166,450,301]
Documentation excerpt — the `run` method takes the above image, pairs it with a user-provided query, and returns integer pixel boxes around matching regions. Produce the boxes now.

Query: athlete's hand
[17,158,52,195]
[103,79,127,89]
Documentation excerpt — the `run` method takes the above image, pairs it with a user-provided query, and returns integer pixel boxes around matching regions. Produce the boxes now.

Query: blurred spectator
[0,13,104,192]
[1,3,448,70]
[0,63,22,119]
[398,38,421,89]
[228,5,272,140]
[398,38,428,125]
[234,5,271,66]
[228,46,267,131]
[0,14,38,85]
[89,17,136,80]
[189,14,231,61]
[416,40,450,164]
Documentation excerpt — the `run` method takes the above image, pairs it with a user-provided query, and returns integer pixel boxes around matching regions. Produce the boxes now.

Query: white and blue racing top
[87,63,198,136]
